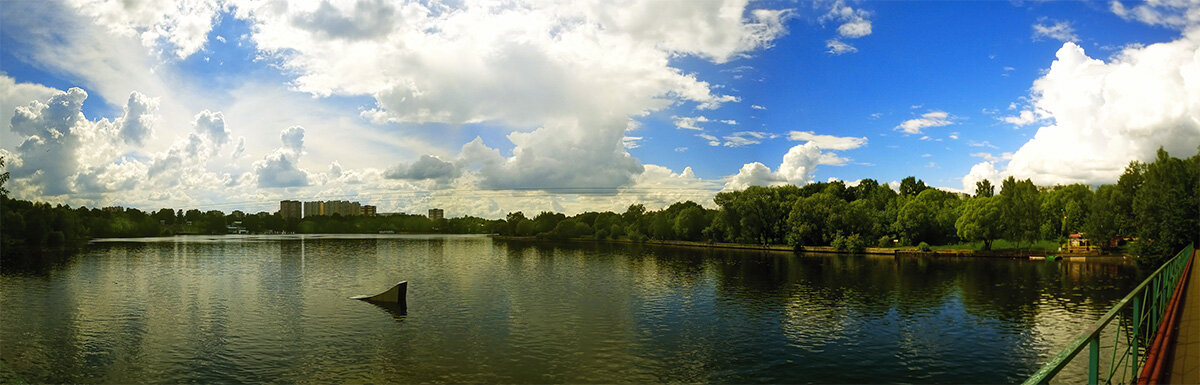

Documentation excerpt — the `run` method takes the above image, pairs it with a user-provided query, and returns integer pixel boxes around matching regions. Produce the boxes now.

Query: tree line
[0,200,501,251]
[495,148,1198,264]
[2,148,1197,264]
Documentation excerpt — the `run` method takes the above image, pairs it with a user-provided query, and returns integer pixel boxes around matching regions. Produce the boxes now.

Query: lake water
[0,234,1140,383]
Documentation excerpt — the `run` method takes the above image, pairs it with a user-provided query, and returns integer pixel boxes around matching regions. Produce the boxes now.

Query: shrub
[918,242,932,252]
[845,234,866,253]
[877,235,894,248]
[834,234,867,253]
[832,235,848,251]
[609,224,624,239]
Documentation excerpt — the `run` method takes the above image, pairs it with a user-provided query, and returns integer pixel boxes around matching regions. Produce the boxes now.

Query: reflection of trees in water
[504,241,533,259]
[445,239,1143,383]
[957,260,1139,325]
[955,259,1047,324]
[706,250,793,302]
[702,253,961,318]
[499,240,714,288]
[616,245,708,288]
[480,240,660,382]
[427,238,444,259]
[496,240,1140,329]
[264,240,306,347]
[883,257,961,314]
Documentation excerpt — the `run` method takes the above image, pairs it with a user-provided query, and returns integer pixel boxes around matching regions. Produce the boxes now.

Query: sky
[1,0,1198,218]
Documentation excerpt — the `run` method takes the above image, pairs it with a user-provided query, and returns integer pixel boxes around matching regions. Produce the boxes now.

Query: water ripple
[1,236,1140,384]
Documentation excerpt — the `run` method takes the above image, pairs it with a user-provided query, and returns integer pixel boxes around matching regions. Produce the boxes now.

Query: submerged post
[351,281,407,308]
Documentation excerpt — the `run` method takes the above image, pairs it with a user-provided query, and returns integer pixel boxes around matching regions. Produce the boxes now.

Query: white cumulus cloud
[896,111,953,134]
[961,161,1001,195]
[5,87,169,195]
[723,141,851,190]
[826,39,858,55]
[977,32,1200,186]
[191,110,230,151]
[838,19,872,38]
[1002,110,1039,126]
[1033,21,1079,42]
[254,126,310,188]
[724,162,788,190]
[824,0,872,39]
[788,130,867,150]
[227,0,785,192]
[116,91,157,146]
[8,88,93,195]
[384,154,460,181]
[723,131,777,147]
[67,0,220,58]
[1110,0,1200,30]
[673,116,710,131]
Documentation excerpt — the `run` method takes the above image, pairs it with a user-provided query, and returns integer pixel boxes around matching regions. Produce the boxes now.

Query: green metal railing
[1023,243,1194,385]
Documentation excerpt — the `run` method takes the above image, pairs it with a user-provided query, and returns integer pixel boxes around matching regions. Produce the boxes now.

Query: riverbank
[489,235,1128,260]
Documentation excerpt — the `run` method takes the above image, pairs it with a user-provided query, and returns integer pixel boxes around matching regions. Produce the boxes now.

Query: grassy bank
[929,239,1062,252]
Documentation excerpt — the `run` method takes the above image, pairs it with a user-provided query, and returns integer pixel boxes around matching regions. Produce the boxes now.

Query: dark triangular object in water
[351,281,407,309]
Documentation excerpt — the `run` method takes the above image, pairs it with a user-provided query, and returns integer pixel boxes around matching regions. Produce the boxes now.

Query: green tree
[608,223,625,239]
[899,176,929,197]
[622,204,645,223]
[1115,160,1147,237]
[999,176,1041,247]
[894,189,960,245]
[1082,185,1121,250]
[515,219,535,236]
[786,192,847,247]
[718,185,800,245]
[673,207,707,241]
[1039,184,1092,239]
[649,214,674,240]
[1130,148,1200,263]
[846,200,881,238]
[975,180,994,198]
[153,208,176,226]
[551,219,591,239]
[592,212,622,237]
[505,212,528,235]
[848,178,880,201]
[533,212,565,234]
[956,196,1003,250]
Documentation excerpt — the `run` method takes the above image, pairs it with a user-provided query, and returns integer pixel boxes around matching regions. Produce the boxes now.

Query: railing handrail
[1023,243,1194,385]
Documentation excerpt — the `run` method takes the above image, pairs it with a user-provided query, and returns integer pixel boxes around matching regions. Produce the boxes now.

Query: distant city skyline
[1,0,1197,218]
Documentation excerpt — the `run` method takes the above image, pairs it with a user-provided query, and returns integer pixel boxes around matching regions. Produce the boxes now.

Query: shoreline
[489,235,1129,260]
[61,232,1124,261]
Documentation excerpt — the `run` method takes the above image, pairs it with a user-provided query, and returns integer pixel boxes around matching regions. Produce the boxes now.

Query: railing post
[1089,337,1099,385]
[1132,295,1140,379]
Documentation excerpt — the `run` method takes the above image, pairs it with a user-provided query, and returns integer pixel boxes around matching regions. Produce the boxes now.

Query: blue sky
[1,0,1197,216]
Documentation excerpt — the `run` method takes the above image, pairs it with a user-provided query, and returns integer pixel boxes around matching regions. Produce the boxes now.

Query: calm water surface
[0,235,1140,383]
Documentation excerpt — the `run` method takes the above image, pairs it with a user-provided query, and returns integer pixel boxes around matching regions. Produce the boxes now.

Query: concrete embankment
[488,235,1109,259]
